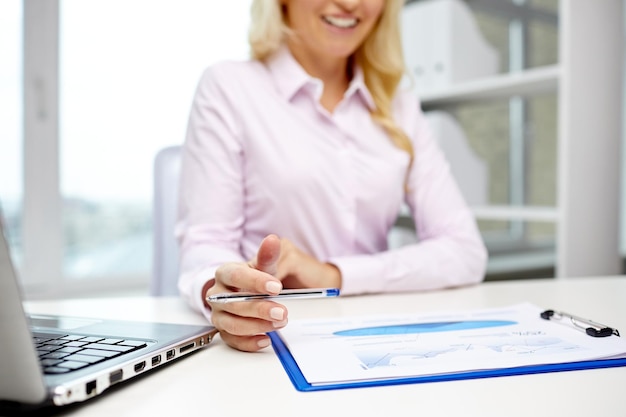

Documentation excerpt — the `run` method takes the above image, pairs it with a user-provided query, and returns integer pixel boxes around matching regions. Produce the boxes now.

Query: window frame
[21,1,148,298]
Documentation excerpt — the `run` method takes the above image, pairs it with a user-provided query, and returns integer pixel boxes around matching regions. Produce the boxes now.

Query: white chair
[151,145,182,296]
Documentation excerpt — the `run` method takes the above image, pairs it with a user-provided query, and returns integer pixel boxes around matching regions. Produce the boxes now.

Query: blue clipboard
[268,331,626,392]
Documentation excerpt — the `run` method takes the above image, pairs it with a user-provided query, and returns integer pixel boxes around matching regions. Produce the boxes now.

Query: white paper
[277,303,626,386]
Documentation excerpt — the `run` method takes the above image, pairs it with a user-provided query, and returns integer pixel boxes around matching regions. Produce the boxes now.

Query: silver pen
[206,288,340,304]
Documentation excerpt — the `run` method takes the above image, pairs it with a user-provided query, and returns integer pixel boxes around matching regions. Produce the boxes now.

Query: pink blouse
[176,47,487,320]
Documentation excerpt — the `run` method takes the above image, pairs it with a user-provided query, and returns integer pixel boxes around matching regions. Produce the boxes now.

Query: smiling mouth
[322,16,358,29]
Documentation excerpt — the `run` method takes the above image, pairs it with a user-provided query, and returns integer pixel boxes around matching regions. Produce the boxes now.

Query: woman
[176,0,488,352]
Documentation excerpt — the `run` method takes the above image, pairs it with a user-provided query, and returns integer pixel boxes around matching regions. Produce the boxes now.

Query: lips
[322,15,358,29]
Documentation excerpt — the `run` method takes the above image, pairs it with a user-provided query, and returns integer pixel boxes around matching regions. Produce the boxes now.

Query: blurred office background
[0,0,623,299]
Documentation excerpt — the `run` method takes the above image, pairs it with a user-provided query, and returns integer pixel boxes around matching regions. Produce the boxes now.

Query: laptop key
[45,339,69,346]
[87,343,135,353]
[56,361,90,370]
[55,346,82,354]
[80,337,104,343]
[63,341,89,348]
[32,332,68,340]
[99,338,124,344]
[41,351,72,360]
[119,340,148,348]
[40,358,63,366]
[43,367,73,374]
[79,348,120,358]
[33,337,55,344]
[38,345,62,352]
[60,335,85,341]
[63,354,105,364]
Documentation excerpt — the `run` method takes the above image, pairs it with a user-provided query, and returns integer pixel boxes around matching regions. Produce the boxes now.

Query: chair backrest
[151,145,182,296]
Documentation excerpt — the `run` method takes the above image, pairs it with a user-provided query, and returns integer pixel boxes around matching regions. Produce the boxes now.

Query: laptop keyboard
[33,331,148,374]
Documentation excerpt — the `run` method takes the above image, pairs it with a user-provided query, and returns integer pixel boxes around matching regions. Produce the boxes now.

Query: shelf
[395,205,558,224]
[406,2,624,279]
[471,205,558,222]
[486,249,555,275]
[420,65,560,108]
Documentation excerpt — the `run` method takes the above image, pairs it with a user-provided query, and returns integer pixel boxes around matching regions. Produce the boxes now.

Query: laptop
[0,212,217,410]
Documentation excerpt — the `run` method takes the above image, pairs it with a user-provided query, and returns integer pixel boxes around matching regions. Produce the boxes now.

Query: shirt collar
[265,45,376,111]
[346,65,376,110]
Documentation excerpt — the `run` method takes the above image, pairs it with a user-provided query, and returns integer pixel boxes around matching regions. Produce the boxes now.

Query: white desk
[24,277,626,417]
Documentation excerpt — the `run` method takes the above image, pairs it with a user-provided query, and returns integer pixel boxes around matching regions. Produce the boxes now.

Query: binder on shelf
[270,303,626,392]
[401,0,500,95]
[425,111,488,205]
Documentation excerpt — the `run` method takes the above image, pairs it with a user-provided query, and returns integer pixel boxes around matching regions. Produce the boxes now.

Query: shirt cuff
[179,265,217,324]
[329,254,386,296]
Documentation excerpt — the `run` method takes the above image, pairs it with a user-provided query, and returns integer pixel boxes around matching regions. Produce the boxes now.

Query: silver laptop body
[0,213,216,409]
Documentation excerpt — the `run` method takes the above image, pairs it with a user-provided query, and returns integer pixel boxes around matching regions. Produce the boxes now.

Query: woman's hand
[206,234,287,352]
[205,234,341,352]
[274,238,342,290]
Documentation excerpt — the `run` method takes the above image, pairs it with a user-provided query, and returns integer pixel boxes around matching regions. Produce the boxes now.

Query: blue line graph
[333,320,517,336]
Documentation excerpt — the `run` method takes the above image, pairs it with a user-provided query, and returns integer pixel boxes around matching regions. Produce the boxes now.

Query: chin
[322,44,360,60]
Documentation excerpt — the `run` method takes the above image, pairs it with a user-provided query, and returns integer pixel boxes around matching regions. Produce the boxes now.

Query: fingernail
[270,307,284,321]
[265,281,282,294]
[257,338,271,349]
[273,319,288,328]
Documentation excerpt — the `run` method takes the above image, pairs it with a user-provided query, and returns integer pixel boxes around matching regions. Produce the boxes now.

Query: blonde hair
[249,0,414,184]
[248,0,285,61]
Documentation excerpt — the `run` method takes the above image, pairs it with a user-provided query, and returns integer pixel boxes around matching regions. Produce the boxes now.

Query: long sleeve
[331,92,487,295]
[175,66,247,319]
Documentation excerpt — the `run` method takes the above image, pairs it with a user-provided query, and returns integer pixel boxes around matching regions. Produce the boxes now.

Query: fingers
[208,234,287,352]
[210,301,288,352]
[218,332,272,352]
[215,234,283,295]
[212,306,287,335]
[274,237,342,289]
[253,234,281,276]
[216,299,287,325]
[216,263,282,294]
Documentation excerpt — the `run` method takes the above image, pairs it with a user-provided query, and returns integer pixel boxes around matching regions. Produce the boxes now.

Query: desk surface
[23,277,626,417]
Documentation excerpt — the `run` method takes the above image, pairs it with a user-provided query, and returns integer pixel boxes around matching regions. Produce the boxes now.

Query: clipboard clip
[540,309,620,338]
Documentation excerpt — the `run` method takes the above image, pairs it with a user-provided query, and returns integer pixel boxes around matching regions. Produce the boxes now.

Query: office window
[0,0,23,264]
[57,1,251,284]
